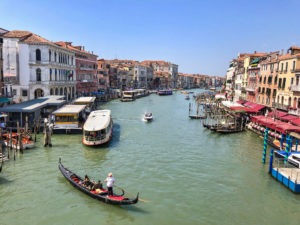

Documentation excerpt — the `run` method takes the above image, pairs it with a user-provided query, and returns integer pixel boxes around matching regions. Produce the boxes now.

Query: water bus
[158,89,173,96]
[52,105,87,134]
[82,110,113,146]
[121,90,136,102]
[74,97,96,114]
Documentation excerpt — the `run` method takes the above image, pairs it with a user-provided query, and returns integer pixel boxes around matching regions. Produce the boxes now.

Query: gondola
[58,158,139,205]
[215,128,243,134]
[189,115,207,119]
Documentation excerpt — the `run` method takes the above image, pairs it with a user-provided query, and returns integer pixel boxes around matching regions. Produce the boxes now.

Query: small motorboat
[2,133,34,150]
[144,113,153,122]
[58,158,139,205]
[185,95,190,100]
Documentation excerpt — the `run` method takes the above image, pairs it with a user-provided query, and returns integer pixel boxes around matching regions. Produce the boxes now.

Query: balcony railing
[80,67,94,71]
[272,102,289,111]
[246,87,255,92]
[291,85,300,92]
[289,108,300,116]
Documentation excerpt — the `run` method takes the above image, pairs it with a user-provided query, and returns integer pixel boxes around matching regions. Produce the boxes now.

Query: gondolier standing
[105,173,115,197]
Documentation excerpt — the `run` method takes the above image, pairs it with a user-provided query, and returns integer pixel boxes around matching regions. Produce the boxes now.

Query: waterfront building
[233,57,245,101]
[2,31,76,102]
[133,64,147,89]
[257,52,280,107]
[142,60,178,88]
[225,60,234,96]
[289,46,300,115]
[240,52,268,100]
[97,59,110,91]
[274,47,300,115]
[0,28,9,97]
[55,42,98,96]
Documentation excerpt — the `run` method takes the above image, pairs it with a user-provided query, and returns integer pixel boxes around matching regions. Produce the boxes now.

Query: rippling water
[1,90,300,225]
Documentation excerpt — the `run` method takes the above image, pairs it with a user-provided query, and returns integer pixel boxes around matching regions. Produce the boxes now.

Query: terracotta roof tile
[2,30,32,38]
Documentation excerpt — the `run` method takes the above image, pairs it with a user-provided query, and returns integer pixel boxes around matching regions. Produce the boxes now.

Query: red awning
[230,106,257,113]
[244,102,265,111]
[280,115,298,122]
[252,115,300,134]
[291,118,300,126]
[268,110,288,118]
[236,100,245,104]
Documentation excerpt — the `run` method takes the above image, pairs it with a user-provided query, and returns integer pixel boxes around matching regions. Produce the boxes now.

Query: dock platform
[271,168,300,193]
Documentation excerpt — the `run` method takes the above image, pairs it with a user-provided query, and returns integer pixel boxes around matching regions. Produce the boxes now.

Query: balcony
[291,84,300,92]
[246,87,255,92]
[289,108,300,116]
[80,67,94,71]
[272,102,289,111]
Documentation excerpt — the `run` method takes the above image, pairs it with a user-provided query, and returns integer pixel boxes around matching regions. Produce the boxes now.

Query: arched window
[60,87,63,95]
[50,68,52,81]
[55,69,57,81]
[68,55,69,65]
[54,52,57,62]
[36,68,41,81]
[281,96,284,105]
[288,97,292,107]
[71,56,73,65]
[36,49,41,61]
[50,88,54,95]
[49,50,51,62]
[294,97,297,108]
[55,88,58,95]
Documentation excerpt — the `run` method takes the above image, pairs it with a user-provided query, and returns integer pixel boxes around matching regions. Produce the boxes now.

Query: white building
[133,64,147,88]
[2,31,76,102]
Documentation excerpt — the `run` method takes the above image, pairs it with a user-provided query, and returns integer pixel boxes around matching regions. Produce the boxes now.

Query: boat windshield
[84,129,106,138]
[55,115,78,122]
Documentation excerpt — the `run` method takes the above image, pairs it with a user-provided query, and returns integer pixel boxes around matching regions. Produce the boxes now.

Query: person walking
[105,173,115,197]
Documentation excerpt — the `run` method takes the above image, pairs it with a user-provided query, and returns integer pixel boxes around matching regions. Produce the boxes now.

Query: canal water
[1,90,300,225]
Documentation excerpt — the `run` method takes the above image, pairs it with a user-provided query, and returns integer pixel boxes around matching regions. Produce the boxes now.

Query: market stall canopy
[222,101,242,108]
[268,110,288,118]
[230,106,258,113]
[252,115,300,134]
[244,102,265,111]
[280,115,298,122]
[291,118,300,127]
[236,100,245,104]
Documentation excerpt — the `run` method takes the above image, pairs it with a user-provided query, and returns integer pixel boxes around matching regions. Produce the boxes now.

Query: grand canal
[1,90,300,225]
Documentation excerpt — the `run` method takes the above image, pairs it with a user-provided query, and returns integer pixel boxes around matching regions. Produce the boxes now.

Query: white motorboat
[144,113,153,122]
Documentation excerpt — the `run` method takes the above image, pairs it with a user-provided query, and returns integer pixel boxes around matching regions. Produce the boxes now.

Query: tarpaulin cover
[244,102,265,111]
[280,115,298,122]
[230,107,258,113]
[268,110,288,118]
[252,115,300,134]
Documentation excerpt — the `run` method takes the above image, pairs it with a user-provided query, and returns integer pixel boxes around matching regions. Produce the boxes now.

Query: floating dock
[271,167,300,193]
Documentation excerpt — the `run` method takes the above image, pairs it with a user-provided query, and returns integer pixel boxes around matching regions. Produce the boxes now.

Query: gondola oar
[115,185,148,203]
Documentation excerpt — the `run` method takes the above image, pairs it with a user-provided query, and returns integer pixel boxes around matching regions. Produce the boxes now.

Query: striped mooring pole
[280,133,284,150]
[262,128,269,164]
[284,136,290,167]
[268,149,274,174]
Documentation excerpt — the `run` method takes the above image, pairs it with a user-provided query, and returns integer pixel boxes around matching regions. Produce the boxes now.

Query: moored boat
[158,89,173,96]
[2,133,34,149]
[58,158,139,205]
[185,95,190,100]
[83,110,113,146]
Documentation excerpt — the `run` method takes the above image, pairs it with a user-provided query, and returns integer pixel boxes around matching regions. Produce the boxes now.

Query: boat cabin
[52,105,87,134]
[74,97,96,113]
[121,90,136,102]
[83,110,113,145]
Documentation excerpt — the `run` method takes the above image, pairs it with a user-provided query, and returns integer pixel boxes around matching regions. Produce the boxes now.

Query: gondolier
[105,173,115,197]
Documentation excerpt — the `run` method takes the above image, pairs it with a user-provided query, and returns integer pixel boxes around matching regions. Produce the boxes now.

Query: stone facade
[2,31,76,102]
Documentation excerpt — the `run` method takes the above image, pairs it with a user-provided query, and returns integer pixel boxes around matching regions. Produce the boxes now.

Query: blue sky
[1,0,300,76]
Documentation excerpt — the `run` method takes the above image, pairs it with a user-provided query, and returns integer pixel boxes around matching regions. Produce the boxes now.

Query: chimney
[281,49,284,55]
[254,51,257,54]
[82,46,85,51]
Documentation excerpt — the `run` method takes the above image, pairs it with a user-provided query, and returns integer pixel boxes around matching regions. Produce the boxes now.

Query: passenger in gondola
[105,173,115,197]
[92,180,103,193]
[83,175,93,189]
